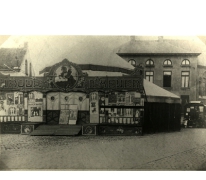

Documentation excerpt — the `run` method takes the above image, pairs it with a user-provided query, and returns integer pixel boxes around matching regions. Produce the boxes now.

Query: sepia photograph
[0,1,206,178]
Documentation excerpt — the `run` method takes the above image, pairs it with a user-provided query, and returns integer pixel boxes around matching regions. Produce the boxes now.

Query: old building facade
[117,37,202,110]
[0,42,33,77]
[198,65,206,104]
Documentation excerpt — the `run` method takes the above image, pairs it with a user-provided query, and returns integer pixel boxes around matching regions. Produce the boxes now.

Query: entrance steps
[30,124,82,136]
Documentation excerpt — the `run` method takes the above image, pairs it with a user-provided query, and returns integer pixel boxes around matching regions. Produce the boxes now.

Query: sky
[1,35,206,76]
[0,35,10,46]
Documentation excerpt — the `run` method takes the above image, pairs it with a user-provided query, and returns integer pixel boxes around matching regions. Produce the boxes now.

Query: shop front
[0,59,144,136]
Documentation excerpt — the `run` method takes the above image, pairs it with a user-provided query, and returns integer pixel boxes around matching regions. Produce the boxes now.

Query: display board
[99,91,144,126]
[90,92,99,123]
[28,91,43,122]
[59,104,78,124]
[0,92,25,122]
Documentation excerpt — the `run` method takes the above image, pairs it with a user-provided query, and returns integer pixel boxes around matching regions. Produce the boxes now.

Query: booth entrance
[46,92,88,125]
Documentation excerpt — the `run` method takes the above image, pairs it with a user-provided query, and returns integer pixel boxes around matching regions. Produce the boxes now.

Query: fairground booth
[0,58,182,136]
[0,36,182,136]
[0,59,145,136]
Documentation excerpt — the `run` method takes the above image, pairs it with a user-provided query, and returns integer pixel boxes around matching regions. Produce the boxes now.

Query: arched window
[163,59,172,66]
[145,59,154,66]
[128,59,136,66]
[181,59,190,66]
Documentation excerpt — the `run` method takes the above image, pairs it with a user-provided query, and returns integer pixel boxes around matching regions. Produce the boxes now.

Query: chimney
[130,36,136,42]
[158,36,164,41]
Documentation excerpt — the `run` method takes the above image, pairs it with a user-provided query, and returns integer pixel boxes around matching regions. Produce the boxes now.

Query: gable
[0,48,26,71]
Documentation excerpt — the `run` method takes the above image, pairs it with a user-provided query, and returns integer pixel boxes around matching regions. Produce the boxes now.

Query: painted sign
[54,64,78,90]
[0,59,144,93]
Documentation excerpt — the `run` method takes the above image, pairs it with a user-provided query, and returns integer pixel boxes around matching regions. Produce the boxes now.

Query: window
[181,71,190,88]
[25,59,28,76]
[163,71,172,87]
[128,59,136,66]
[145,59,154,66]
[29,63,32,77]
[163,59,172,66]
[145,71,154,83]
[181,59,190,66]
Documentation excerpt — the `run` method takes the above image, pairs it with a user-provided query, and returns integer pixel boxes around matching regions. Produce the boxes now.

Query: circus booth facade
[0,59,144,136]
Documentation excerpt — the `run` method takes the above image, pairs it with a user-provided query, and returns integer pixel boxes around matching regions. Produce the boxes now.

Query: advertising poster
[90,92,99,115]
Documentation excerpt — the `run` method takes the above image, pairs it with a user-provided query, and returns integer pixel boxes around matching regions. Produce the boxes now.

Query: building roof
[198,64,206,69]
[40,63,133,75]
[0,48,26,71]
[1,36,134,76]
[116,38,202,55]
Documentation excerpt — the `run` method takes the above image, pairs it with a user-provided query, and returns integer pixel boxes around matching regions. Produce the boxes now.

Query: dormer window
[145,59,154,67]
[181,59,190,66]
[163,59,172,66]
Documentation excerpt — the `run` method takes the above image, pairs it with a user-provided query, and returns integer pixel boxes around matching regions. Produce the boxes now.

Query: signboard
[0,59,144,93]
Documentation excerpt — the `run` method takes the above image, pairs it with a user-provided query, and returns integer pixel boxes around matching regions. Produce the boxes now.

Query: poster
[59,105,78,124]
[117,92,125,105]
[28,91,43,104]
[7,93,14,105]
[28,105,43,122]
[90,92,99,115]
[59,110,69,124]
[0,92,24,116]
[108,93,117,104]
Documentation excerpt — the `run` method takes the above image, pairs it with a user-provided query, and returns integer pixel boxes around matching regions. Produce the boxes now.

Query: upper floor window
[163,71,172,87]
[181,59,190,66]
[145,59,154,66]
[145,71,154,83]
[128,59,136,66]
[163,59,172,66]
[181,71,190,88]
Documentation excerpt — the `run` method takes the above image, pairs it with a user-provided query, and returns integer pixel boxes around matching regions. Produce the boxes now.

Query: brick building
[117,36,203,110]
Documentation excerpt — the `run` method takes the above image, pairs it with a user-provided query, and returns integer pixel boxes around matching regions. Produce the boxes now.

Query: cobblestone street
[1,128,206,170]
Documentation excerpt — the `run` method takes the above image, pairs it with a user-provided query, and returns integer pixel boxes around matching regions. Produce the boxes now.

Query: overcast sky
[1,35,206,76]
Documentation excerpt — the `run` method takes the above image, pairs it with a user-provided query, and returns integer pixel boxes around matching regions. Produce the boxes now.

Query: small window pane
[182,59,190,65]
[185,77,189,87]
[146,59,154,65]
[146,72,153,75]
[164,72,171,75]
[182,72,189,75]
[164,60,172,65]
